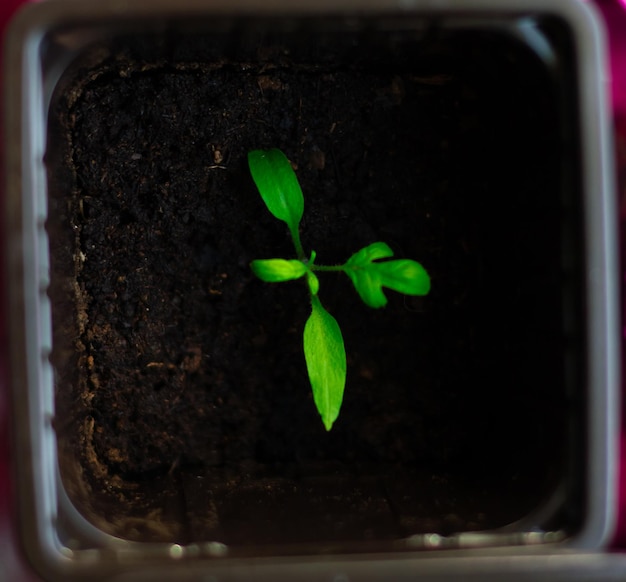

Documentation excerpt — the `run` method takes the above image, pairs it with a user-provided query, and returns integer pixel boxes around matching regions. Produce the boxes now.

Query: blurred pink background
[0,0,625,578]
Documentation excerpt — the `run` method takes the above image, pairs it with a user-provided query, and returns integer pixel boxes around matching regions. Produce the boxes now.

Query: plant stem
[289,225,306,261]
[310,264,345,273]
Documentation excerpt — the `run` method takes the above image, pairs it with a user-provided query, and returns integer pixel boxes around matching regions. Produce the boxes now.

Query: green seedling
[248,148,431,431]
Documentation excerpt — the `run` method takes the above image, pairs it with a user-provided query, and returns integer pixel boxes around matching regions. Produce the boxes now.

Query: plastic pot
[3,0,619,580]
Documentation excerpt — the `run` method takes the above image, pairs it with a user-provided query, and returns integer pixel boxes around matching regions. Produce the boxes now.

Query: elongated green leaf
[248,149,304,234]
[251,259,307,282]
[343,242,431,308]
[303,296,346,431]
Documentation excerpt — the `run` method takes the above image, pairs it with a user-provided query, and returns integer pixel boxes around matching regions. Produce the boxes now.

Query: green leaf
[345,241,394,266]
[343,267,388,308]
[306,270,320,295]
[251,259,307,282]
[343,242,431,308]
[376,259,431,296]
[305,250,319,295]
[303,296,346,431]
[248,149,304,236]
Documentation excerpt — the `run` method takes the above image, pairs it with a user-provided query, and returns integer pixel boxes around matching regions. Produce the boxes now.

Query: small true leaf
[376,259,431,296]
[344,242,430,308]
[306,270,320,295]
[305,250,319,295]
[345,241,394,266]
[248,149,304,235]
[343,268,388,308]
[303,296,346,431]
[251,259,307,283]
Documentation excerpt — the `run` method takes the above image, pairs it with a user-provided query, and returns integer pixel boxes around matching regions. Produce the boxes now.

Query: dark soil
[47,17,583,550]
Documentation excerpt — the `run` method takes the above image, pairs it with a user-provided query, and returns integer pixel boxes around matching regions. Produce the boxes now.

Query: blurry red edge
[0,0,26,496]
[0,0,28,543]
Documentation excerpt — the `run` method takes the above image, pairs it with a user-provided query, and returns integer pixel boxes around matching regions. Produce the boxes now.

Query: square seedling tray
[4,0,619,580]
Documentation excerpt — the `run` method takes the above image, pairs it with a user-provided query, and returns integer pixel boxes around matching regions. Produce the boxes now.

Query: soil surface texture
[47,17,582,550]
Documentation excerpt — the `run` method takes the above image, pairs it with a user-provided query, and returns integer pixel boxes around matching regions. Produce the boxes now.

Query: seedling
[248,148,431,431]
